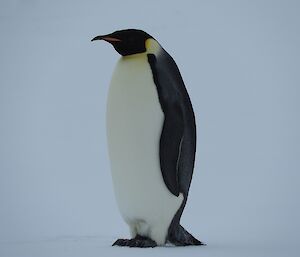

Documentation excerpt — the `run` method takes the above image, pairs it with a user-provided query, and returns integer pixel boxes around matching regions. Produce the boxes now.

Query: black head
[91,29,152,56]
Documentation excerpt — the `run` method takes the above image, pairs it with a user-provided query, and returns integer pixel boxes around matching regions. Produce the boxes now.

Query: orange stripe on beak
[103,37,121,42]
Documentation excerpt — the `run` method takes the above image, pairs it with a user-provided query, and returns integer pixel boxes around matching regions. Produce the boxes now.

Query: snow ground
[0,236,298,257]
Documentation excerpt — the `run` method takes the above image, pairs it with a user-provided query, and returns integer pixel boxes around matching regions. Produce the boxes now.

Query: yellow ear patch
[145,38,161,55]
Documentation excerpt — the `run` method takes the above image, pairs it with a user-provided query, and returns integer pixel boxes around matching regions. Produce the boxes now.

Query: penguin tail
[167,225,206,246]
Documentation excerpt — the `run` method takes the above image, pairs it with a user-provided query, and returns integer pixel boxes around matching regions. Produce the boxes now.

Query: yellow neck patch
[145,38,161,55]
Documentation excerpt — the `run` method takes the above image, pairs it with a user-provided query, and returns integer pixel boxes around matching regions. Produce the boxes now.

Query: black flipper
[147,53,184,196]
[159,101,184,196]
[147,51,197,197]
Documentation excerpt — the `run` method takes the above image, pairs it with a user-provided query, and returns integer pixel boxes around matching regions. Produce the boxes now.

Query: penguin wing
[147,52,189,197]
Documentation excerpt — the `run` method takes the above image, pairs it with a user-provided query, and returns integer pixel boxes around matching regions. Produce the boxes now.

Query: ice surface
[0,0,300,256]
[0,236,298,257]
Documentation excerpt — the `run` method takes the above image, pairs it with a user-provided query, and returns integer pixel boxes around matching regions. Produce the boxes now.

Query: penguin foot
[168,225,206,246]
[112,235,157,248]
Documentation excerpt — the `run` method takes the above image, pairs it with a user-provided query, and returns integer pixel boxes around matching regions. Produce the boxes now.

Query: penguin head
[91,29,152,56]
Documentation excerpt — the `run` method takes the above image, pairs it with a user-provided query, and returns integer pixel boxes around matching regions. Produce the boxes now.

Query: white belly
[106,54,183,245]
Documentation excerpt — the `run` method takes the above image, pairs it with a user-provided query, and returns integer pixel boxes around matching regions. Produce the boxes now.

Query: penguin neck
[122,38,161,60]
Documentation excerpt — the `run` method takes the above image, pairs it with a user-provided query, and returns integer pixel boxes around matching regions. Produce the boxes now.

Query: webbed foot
[112,235,157,248]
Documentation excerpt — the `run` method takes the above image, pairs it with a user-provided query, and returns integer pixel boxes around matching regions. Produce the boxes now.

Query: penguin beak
[91,35,121,43]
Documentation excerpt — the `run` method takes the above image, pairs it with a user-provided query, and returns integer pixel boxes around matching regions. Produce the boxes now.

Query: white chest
[106,54,183,244]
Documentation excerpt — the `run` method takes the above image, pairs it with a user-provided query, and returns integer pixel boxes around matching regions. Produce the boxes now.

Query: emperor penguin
[92,29,204,247]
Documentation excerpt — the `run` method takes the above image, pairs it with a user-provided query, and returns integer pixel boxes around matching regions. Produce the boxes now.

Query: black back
[147,49,196,197]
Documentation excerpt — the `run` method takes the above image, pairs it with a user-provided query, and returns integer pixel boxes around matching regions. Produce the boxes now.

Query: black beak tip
[91,35,104,42]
